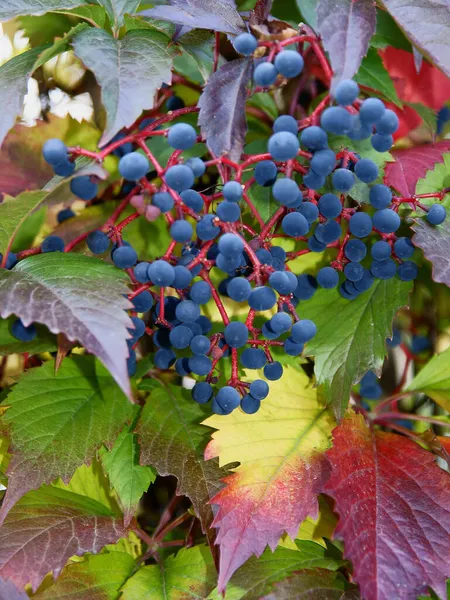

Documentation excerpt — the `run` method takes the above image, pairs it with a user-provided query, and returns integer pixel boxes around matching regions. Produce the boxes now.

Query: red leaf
[384,140,450,196]
[324,412,450,600]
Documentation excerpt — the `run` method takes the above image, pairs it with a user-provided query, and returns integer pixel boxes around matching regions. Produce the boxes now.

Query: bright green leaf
[355,48,402,107]
[371,10,411,50]
[0,191,46,254]
[406,102,438,133]
[406,347,450,412]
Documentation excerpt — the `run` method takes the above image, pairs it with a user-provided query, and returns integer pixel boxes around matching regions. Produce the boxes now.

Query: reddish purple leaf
[317,0,376,85]
[0,485,127,592]
[0,578,28,600]
[412,218,450,286]
[198,58,252,162]
[141,0,245,34]
[324,411,450,600]
[384,140,450,197]
[248,0,273,26]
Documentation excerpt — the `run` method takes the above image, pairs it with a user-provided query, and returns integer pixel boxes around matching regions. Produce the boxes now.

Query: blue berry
[317,266,339,288]
[332,168,355,192]
[397,261,418,281]
[360,98,386,125]
[371,133,393,152]
[348,115,372,141]
[129,316,145,339]
[233,32,258,55]
[303,170,325,190]
[127,349,137,376]
[219,233,244,257]
[224,321,248,348]
[270,246,286,261]
[190,280,211,304]
[339,281,360,300]
[411,335,430,354]
[240,395,260,414]
[153,191,174,213]
[185,157,206,178]
[268,131,299,161]
[166,95,185,111]
[298,202,319,223]
[216,386,240,411]
[192,382,213,404]
[284,337,304,356]
[180,189,203,212]
[241,347,266,369]
[170,220,193,242]
[273,115,298,135]
[223,181,242,202]
[169,325,193,349]
[87,230,109,254]
[282,212,309,236]
[132,290,153,312]
[369,184,392,209]
[360,371,382,399]
[154,348,176,369]
[320,106,352,135]
[318,193,342,218]
[264,361,283,380]
[344,261,364,282]
[190,335,210,355]
[254,62,278,86]
[269,271,296,294]
[270,312,292,333]
[294,274,317,300]
[344,239,367,262]
[373,208,400,233]
[300,126,328,150]
[148,260,175,287]
[217,201,240,222]
[314,220,342,244]
[254,160,277,186]
[175,300,200,323]
[375,109,399,135]
[371,240,391,261]
[394,238,414,259]
[57,208,75,223]
[274,50,304,78]
[53,158,75,177]
[354,159,379,183]
[11,319,36,342]
[291,319,317,343]
[308,235,327,252]
[250,379,269,400]
[386,328,401,348]
[196,315,212,335]
[70,176,98,201]
[167,123,197,150]
[370,258,396,279]
[227,277,251,301]
[273,178,301,206]
[43,139,69,165]
[310,149,336,176]
[165,164,194,192]
[112,245,137,268]
[427,204,446,225]
[42,235,64,253]
[119,152,149,181]
[354,269,374,292]
[334,79,359,106]
[349,212,372,238]
[248,286,277,310]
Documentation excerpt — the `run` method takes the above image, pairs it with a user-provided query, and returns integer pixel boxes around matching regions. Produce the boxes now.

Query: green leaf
[0,482,127,592]
[19,13,73,46]
[354,48,402,107]
[33,23,89,70]
[406,347,450,412]
[57,5,109,28]
[0,317,56,356]
[0,46,48,148]
[0,253,133,397]
[42,155,108,204]
[0,355,135,522]
[122,208,172,262]
[296,0,318,31]
[32,550,136,600]
[0,191,46,254]
[370,10,411,50]
[176,29,215,84]
[415,153,450,207]
[136,384,231,548]
[0,0,90,21]
[300,279,412,418]
[120,546,216,600]
[72,27,176,145]
[248,91,279,121]
[96,0,140,30]
[406,102,438,133]
[122,14,176,36]
[246,185,276,223]
[11,207,46,253]
[259,569,355,599]
[100,428,156,526]
[207,540,344,600]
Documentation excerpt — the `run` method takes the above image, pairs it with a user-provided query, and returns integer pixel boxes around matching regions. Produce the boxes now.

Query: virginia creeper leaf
[378,0,450,78]
[0,317,56,356]
[198,58,253,162]
[72,27,176,146]
[0,45,48,148]
[33,23,89,71]
[207,541,344,600]
[33,550,136,600]
[412,218,450,286]
[300,279,412,418]
[100,428,156,527]
[248,0,273,26]
[384,140,450,197]
[204,368,334,591]
[0,191,46,255]
[0,578,28,600]
[136,383,231,551]
[141,0,245,35]
[43,156,108,206]
[0,355,135,523]
[0,1,89,20]
[0,253,133,397]
[261,569,356,600]
[176,29,215,83]
[96,0,140,29]
[324,411,450,600]
[317,0,376,85]
[370,10,411,51]
[406,346,450,411]
[354,48,401,107]
[0,483,127,591]
[121,545,216,599]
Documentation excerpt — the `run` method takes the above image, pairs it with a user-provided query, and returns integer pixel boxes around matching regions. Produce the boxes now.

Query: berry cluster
[5,31,447,415]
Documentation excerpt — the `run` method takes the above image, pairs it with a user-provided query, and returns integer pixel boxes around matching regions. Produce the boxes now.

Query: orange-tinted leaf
[324,411,450,600]
[204,368,334,592]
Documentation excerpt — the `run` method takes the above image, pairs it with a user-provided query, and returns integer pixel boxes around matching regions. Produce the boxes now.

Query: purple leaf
[141,0,245,34]
[0,578,28,600]
[412,218,450,286]
[198,58,253,162]
[378,0,450,78]
[317,0,376,85]
[0,253,133,399]
[248,0,273,26]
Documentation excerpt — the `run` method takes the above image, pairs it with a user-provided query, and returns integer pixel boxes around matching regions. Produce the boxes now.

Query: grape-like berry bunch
[6,30,447,416]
